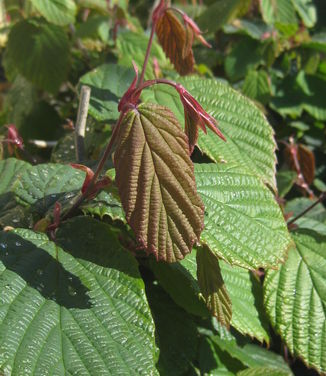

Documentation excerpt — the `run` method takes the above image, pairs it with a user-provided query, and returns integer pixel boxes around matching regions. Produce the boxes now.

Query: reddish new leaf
[156,9,194,75]
[284,143,315,185]
[114,103,205,262]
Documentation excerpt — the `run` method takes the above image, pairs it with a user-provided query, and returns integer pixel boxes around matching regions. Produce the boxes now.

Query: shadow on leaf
[0,231,91,309]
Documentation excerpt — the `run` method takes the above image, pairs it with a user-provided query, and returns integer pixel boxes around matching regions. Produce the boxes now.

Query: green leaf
[114,103,204,262]
[220,261,270,343]
[3,75,37,128]
[148,256,208,317]
[116,31,170,79]
[0,217,157,374]
[195,163,292,269]
[198,336,239,376]
[76,0,107,12]
[225,39,265,82]
[291,0,316,28]
[237,367,292,376]
[276,170,297,197]
[146,283,198,375]
[264,230,326,373]
[81,190,126,223]
[2,161,122,226]
[30,0,77,26]
[196,247,232,327]
[272,74,326,121]
[197,0,250,33]
[79,63,135,122]
[13,163,84,217]
[286,197,326,234]
[260,0,297,25]
[4,19,70,93]
[212,337,292,374]
[0,159,32,228]
[243,70,272,105]
[286,197,326,223]
[142,77,277,191]
[223,19,272,40]
[303,32,326,53]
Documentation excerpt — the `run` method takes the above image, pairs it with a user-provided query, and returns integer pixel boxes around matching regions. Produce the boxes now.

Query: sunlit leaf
[195,163,292,269]
[264,229,326,373]
[30,0,76,26]
[0,217,157,374]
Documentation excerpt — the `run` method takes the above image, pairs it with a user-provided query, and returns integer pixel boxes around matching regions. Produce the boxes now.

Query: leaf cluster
[0,0,325,375]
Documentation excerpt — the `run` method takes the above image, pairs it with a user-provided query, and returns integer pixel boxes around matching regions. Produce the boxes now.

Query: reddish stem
[288,136,314,198]
[61,113,124,221]
[138,22,157,86]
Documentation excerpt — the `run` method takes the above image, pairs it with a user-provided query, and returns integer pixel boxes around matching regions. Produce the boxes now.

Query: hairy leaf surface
[195,163,292,269]
[156,10,194,75]
[0,217,157,374]
[264,229,326,373]
[115,103,204,262]
[142,77,277,190]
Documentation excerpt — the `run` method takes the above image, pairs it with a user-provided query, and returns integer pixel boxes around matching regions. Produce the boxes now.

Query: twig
[139,25,156,86]
[29,140,57,148]
[75,86,91,162]
[287,192,326,226]
[288,136,315,198]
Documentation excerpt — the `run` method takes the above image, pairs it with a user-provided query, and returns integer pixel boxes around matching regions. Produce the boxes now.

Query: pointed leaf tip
[114,103,205,262]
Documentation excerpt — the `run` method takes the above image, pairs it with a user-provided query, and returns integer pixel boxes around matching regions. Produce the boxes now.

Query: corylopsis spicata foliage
[114,103,205,262]
[110,1,224,260]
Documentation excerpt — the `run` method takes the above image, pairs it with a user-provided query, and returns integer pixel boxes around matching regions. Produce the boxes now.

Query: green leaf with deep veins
[142,77,277,191]
[196,247,232,327]
[264,229,326,373]
[0,217,157,374]
[114,103,204,262]
[195,163,292,269]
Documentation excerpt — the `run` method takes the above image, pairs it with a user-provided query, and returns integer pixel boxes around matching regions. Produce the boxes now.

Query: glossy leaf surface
[195,163,292,269]
[0,217,157,374]
[264,229,326,373]
[142,77,277,190]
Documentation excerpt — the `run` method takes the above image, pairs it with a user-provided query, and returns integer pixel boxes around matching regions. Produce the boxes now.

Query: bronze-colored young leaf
[196,247,232,327]
[156,10,194,75]
[114,103,205,262]
[284,143,315,185]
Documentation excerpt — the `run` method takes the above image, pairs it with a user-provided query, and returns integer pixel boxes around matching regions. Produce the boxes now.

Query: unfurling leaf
[114,103,204,262]
[196,247,232,327]
[156,10,194,75]
[176,84,226,154]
